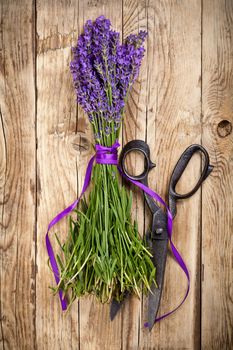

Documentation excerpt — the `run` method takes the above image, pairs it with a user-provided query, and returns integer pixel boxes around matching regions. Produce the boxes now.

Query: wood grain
[129,1,202,349]
[0,1,36,349]
[0,0,232,349]
[201,0,233,348]
[121,1,148,348]
[36,1,80,349]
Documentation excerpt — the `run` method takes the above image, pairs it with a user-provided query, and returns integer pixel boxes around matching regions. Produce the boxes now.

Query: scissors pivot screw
[155,228,163,234]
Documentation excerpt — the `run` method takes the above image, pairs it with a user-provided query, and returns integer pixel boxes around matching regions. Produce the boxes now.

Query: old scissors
[110,139,213,330]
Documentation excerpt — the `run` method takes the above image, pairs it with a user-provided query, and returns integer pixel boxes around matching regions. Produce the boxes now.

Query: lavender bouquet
[53,16,156,307]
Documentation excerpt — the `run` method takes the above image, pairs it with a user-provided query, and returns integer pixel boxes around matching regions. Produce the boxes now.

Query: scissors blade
[147,237,168,330]
[110,299,122,320]
[110,292,129,321]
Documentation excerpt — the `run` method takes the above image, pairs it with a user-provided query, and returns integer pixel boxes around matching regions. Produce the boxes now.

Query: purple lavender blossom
[70,16,147,142]
[104,125,111,135]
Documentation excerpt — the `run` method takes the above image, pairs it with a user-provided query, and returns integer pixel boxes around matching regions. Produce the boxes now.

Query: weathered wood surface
[202,0,233,348]
[0,0,232,349]
[36,1,80,349]
[0,1,36,349]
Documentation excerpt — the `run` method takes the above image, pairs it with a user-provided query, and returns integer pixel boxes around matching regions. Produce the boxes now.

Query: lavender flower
[104,125,111,135]
[70,16,147,145]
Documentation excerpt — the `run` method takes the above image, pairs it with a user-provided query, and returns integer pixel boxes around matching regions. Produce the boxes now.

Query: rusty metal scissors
[110,139,213,330]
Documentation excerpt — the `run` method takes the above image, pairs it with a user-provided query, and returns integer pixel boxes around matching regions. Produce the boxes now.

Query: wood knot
[217,120,232,138]
[72,134,91,152]
[87,0,107,6]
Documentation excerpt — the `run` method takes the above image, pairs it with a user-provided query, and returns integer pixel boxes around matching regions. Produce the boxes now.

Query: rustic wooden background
[0,0,232,349]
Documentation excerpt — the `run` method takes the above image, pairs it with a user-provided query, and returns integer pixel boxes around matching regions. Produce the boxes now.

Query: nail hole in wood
[217,120,232,138]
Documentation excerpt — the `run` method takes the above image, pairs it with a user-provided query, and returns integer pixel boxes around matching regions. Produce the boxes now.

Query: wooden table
[0,1,232,349]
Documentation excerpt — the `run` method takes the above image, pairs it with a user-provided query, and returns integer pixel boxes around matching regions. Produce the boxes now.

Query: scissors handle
[168,144,214,217]
[119,139,155,181]
[119,139,158,214]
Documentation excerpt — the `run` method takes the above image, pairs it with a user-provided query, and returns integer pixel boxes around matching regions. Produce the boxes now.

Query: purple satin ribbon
[46,139,190,325]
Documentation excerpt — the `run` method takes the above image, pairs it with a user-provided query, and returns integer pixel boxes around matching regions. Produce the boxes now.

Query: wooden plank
[77,2,123,349]
[201,0,233,348]
[36,1,80,349]
[138,1,202,348]
[1,1,232,348]
[0,1,36,349]
[121,1,148,348]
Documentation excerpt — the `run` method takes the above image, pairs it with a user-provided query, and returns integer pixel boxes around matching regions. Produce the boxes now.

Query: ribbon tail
[154,236,190,322]
[46,155,96,310]
[117,166,190,325]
